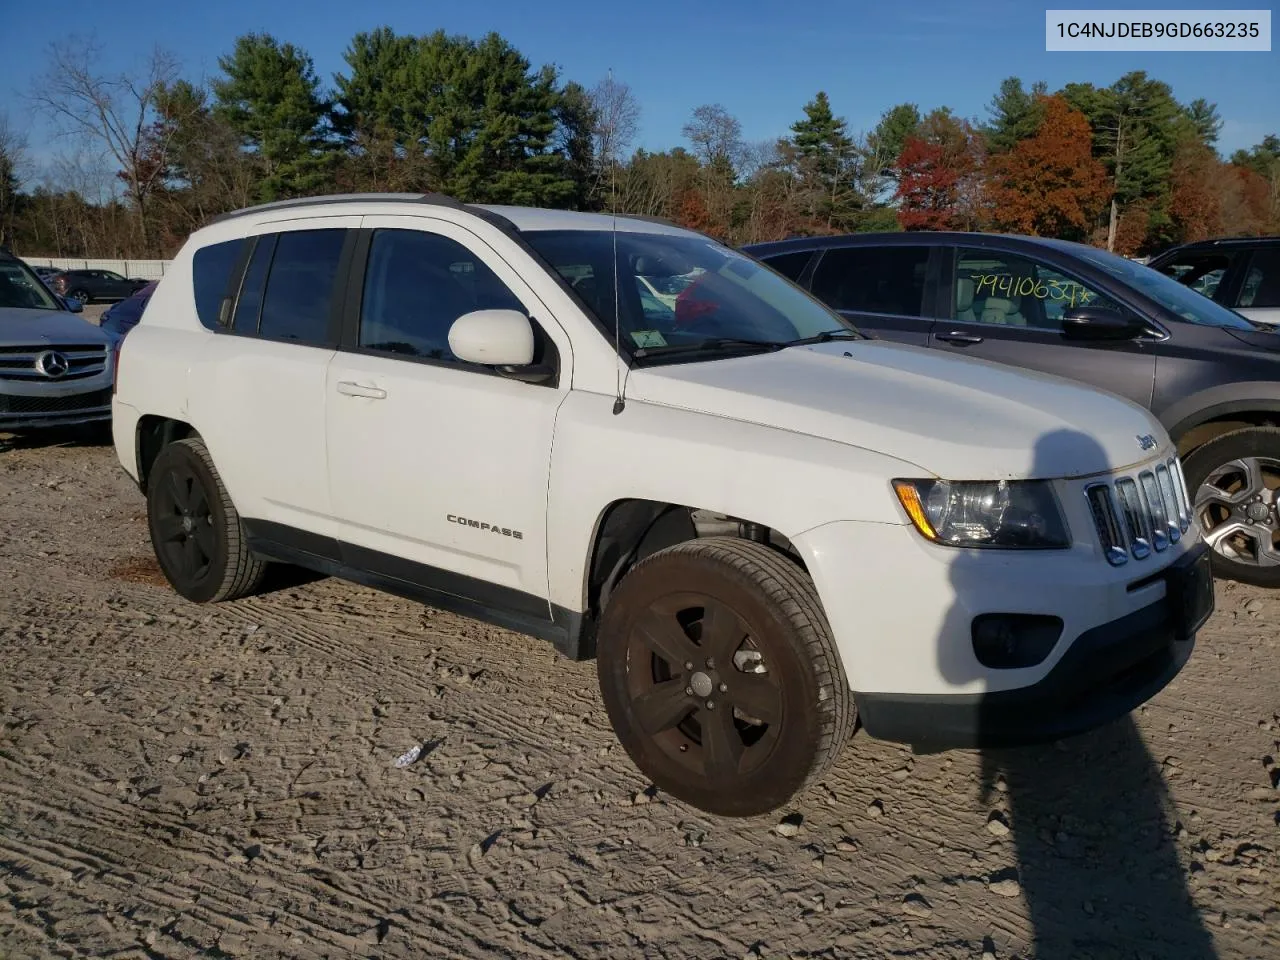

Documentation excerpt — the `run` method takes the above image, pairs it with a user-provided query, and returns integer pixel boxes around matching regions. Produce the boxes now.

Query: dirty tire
[597,536,855,817]
[1182,426,1280,588]
[146,437,267,603]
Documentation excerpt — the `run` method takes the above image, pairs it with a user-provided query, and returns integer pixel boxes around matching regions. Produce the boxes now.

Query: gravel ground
[0,436,1277,960]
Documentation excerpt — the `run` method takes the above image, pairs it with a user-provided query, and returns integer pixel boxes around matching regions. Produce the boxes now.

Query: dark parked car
[48,268,149,304]
[744,232,1280,586]
[1148,236,1280,327]
[99,280,158,347]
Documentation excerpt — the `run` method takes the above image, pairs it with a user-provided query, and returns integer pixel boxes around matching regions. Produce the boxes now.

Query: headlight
[892,479,1069,549]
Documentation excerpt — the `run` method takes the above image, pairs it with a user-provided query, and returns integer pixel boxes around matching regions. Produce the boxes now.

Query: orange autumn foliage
[988,95,1110,240]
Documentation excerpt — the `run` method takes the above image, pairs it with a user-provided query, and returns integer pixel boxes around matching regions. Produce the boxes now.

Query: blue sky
[3,0,1277,182]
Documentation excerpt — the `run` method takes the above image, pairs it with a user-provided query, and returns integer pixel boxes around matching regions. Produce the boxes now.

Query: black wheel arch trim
[1160,388,1280,444]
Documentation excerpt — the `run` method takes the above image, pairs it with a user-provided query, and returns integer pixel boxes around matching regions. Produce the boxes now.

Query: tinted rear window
[192,238,247,329]
[257,230,347,344]
[810,246,931,316]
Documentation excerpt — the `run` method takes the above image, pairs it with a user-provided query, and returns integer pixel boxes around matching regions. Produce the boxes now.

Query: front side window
[810,246,930,316]
[952,248,1121,330]
[193,238,248,330]
[258,229,347,344]
[1239,249,1280,308]
[1153,252,1231,300]
[522,229,851,360]
[0,259,60,310]
[358,229,524,361]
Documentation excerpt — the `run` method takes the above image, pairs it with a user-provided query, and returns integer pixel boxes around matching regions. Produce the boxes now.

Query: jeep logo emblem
[1136,434,1157,451]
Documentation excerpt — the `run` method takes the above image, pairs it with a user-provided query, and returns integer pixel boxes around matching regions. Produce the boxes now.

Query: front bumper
[855,543,1213,749]
[0,387,113,430]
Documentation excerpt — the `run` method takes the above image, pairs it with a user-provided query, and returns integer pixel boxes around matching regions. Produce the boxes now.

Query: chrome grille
[1086,457,1192,566]
[0,344,109,382]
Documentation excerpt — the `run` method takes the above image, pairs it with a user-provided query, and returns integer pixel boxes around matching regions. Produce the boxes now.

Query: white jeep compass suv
[112,194,1214,817]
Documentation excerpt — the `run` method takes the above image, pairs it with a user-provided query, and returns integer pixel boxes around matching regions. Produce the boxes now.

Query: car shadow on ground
[0,424,114,452]
[940,427,1217,959]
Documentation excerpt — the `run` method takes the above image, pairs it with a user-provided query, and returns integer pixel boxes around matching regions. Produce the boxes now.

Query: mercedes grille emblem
[35,350,71,379]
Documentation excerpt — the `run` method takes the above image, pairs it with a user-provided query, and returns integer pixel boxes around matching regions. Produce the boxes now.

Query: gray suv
[744,232,1280,587]
[0,249,114,434]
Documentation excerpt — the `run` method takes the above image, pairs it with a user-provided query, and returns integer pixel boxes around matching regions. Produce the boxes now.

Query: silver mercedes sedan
[1,249,114,433]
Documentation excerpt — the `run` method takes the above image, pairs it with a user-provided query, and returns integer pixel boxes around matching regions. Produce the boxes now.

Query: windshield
[1066,244,1257,331]
[522,229,853,359]
[0,260,60,311]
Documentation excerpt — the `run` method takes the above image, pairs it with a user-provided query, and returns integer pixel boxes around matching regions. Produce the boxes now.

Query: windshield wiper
[632,337,785,360]
[784,329,862,346]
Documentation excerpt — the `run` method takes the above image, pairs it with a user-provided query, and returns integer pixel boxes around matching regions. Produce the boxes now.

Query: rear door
[188,217,359,537]
[928,245,1157,408]
[805,244,939,346]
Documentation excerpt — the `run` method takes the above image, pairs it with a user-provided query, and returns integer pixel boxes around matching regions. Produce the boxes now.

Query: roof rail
[206,191,483,225]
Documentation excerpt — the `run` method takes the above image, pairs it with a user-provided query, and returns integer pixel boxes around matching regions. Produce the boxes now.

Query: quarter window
[809,246,930,316]
[258,229,347,344]
[953,249,1120,330]
[760,251,814,283]
[192,238,247,330]
[358,229,524,361]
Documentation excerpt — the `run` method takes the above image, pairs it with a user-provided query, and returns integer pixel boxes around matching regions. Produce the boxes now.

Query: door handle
[937,330,984,345]
[336,381,387,400]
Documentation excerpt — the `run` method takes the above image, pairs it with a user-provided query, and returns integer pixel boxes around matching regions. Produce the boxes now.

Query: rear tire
[1182,426,1280,588]
[596,536,855,817]
[146,438,267,603]
[68,288,90,304]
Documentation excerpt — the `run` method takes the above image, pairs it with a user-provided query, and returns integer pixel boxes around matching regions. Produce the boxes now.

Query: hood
[0,308,110,346]
[627,340,1167,481]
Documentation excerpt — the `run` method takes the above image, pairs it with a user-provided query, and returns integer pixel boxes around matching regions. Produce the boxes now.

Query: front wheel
[1182,426,1280,588]
[596,537,856,817]
[146,437,268,603]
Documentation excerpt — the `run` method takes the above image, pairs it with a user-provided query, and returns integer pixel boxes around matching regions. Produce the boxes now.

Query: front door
[928,246,1158,409]
[325,216,570,622]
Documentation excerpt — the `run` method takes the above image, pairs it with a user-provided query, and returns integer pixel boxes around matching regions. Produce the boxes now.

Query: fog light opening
[972,614,1064,669]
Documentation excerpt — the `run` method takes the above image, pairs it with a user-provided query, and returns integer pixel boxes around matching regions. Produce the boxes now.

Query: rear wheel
[146,437,267,602]
[596,537,855,817]
[68,288,90,304]
[1183,426,1280,588]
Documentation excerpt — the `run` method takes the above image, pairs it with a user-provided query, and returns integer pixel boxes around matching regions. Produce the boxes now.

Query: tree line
[1,28,1277,260]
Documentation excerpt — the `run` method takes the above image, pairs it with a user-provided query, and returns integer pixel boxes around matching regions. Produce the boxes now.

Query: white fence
[20,257,174,280]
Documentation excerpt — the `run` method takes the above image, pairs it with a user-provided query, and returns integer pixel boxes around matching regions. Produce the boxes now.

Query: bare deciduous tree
[682,104,745,173]
[588,73,640,203]
[31,38,180,254]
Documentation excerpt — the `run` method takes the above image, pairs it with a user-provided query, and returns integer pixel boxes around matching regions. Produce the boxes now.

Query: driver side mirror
[1061,306,1147,341]
[447,309,555,384]
[61,295,83,314]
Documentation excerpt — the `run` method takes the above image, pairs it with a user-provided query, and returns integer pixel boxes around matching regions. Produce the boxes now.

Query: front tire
[596,537,855,817]
[1182,426,1280,588]
[146,438,267,603]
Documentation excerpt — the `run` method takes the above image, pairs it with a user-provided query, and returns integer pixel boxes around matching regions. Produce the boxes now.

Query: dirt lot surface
[1,437,1277,960]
